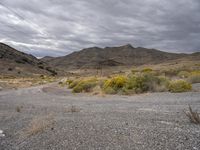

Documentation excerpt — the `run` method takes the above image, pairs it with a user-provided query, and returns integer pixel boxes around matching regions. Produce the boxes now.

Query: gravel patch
[0,84,200,150]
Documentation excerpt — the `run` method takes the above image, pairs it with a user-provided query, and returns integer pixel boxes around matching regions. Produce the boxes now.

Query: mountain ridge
[1,42,199,76]
[43,44,198,70]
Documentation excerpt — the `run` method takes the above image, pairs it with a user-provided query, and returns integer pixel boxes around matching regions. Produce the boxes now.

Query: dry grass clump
[168,80,192,93]
[91,85,105,96]
[16,106,23,112]
[65,105,81,113]
[38,76,56,83]
[0,76,56,89]
[184,106,200,124]
[177,71,190,78]
[188,71,200,84]
[24,114,55,137]
[161,69,180,77]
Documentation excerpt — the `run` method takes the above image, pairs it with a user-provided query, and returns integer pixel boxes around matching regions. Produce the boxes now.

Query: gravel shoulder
[0,83,200,150]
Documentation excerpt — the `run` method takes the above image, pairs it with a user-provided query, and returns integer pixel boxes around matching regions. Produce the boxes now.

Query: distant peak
[122,44,134,49]
[82,46,101,51]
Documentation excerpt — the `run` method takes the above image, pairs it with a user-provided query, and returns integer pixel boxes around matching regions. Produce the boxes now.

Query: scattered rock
[0,130,5,137]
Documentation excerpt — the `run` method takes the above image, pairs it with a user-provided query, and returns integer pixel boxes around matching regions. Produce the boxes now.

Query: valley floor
[0,83,200,150]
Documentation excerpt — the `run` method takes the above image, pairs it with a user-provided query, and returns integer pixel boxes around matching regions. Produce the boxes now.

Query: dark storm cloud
[0,0,200,57]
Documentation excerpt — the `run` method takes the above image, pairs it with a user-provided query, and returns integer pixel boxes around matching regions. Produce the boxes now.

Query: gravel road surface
[0,83,200,150]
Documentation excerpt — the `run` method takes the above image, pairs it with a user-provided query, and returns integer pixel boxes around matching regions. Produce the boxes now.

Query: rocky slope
[0,43,57,76]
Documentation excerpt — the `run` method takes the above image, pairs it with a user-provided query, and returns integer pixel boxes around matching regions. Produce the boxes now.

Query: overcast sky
[0,0,200,57]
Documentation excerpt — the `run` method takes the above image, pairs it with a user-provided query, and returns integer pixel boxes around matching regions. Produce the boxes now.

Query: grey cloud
[0,0,200,57]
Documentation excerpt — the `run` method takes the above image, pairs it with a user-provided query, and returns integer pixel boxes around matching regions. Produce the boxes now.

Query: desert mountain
[0,43,57,76]
[41,56,54,62]
[44,44,199,70]
[1,42,199,76]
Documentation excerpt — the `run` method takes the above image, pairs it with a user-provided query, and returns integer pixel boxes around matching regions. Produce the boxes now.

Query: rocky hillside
[0,43,57,76]
[44,44,198,70]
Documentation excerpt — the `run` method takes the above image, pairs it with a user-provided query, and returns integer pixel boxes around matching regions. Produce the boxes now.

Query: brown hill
[0,43,57,77]
[44,44,199,70]
[41,56,54,62]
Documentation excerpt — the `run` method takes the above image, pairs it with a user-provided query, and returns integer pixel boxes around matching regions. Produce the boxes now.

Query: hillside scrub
[66,73,170,94]
[102,73,169,94]
[64,67,199,94]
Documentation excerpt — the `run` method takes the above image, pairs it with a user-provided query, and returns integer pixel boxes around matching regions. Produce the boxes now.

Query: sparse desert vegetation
[23,114,55,137]
[63,65,200,95]
[0,75,56,89]
[1,79,200,150]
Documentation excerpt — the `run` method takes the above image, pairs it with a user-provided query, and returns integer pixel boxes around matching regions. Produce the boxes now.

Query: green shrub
[142,68,153,73]
[131,69,138,74]
[168,80,192,93]
[73,78,98,93]
[125,73,169,93]
[125,75,148,93]
[66,79,73,85]
[103,75,127,94]
[68,80,79,89]
[58,81,63,85]
[177,71,190,78]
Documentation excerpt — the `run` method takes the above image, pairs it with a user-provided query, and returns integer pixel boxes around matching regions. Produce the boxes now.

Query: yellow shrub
[168,80,192,93]
[142,68,153,73]
[103,75,127,94]
[68,80,79,89]
[66,79,73,85]
[191,71,200,74]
